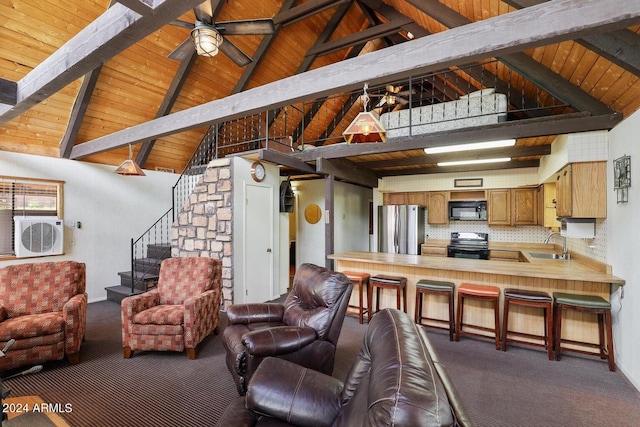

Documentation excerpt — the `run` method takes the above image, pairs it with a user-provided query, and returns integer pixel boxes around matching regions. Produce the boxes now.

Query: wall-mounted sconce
[613,154,631,203]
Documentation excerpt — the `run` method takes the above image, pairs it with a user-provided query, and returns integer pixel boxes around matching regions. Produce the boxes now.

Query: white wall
[292,179,372,267]
[607,110,640,391]
[0,151,178,302]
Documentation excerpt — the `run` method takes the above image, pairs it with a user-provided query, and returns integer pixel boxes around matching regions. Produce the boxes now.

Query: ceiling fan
[168,4,275,67]
[372,85,414,108]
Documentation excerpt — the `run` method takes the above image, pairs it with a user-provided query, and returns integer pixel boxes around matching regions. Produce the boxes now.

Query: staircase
[105,243,171,303]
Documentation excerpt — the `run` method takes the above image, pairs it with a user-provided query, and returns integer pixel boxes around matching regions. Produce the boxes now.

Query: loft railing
[126,60,572,292]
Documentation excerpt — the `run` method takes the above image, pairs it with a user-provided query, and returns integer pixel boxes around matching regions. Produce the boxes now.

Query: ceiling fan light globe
[191,23,223,57]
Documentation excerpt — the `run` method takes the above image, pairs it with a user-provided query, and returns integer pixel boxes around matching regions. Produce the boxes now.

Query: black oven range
[446,232,489,260]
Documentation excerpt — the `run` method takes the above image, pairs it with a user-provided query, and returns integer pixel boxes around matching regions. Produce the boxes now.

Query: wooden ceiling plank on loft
[504,0,640,76]
[0,0,206,126]
[379,159,541,177]
[68,0,640,159]
[409,0,614,115]
[297,112,621,162]
[357,145,552,169]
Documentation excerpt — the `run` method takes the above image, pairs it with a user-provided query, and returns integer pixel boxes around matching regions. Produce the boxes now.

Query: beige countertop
[328,250,625,285]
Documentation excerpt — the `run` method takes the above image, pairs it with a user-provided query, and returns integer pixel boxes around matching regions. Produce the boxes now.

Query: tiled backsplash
[425,216,607,263]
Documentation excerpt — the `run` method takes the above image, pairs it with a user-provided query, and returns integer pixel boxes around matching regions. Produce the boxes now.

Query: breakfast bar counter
[329,250,624,348]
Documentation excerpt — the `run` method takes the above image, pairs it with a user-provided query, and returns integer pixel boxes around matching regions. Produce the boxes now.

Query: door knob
[266,248,272,252]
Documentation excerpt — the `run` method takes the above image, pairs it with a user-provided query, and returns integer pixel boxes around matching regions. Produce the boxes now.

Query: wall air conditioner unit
[14,216,64,258]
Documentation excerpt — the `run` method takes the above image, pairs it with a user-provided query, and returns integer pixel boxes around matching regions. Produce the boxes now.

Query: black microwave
[449,200,487,221]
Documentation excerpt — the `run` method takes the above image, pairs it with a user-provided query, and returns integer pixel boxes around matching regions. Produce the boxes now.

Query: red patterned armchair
[121,257,222,360]
[0,261,87,372]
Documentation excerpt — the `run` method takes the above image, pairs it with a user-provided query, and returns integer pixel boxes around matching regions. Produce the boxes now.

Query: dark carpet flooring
[3,301,640,426]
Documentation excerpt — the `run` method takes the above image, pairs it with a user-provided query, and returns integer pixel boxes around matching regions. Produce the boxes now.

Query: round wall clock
[250,161,266,182]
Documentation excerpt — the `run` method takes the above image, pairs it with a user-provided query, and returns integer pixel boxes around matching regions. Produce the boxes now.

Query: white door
[243,183,274,303]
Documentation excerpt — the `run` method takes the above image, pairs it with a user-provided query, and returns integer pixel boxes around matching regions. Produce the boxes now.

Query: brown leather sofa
[221,263,353,395]
[217,308,475,427]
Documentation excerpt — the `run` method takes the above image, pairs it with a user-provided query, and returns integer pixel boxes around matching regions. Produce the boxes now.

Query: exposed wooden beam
[357,145,552,169]
[407,0,613,114]
[316,157,379,188]
[0,0,206,126]
[60,66,102,158]
[0,78,17,106]
[117,0,153,15]
[69,0,640,159]
[259,149,316,174]
[378,159,541,177]
[504,0,640,76]
[296,112,621,161]
[273,0,350,27]
[306,17,413,57]
[136,51,197,167]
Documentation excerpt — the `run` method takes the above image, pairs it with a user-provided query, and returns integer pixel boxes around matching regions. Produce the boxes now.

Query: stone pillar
[171,158,234,308]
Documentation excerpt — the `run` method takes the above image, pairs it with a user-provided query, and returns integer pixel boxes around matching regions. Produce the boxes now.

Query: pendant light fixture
[191,21,223,57]
[115,144,145,176]
[343,83,387,144]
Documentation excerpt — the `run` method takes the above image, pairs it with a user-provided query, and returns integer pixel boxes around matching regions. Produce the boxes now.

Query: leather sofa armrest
[242,326,317,357]
[227,303,285,325]
[246,357,343,427]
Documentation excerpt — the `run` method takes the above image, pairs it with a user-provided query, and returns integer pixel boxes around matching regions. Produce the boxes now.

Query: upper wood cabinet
[487,189,511,225]
[512,187,537,225]
[488,187,537,226]
[428,191,449,224]
[555,162,607,218]
[383,192,427,206]
[538,183,561,229]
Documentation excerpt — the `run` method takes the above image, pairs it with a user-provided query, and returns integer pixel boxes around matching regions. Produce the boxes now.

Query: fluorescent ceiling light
[424,139,516,154]
[437,157,511,167]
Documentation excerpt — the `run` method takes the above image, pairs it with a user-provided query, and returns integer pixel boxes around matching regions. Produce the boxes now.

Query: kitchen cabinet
[421,245,447,257]
[512,187,537,225]
[383,192,407,205]
[383,192,427,206]
[427,191,449,224]
[555,162,606,218]
[487,189,511,225]
[488,187,537,226]
[538,183,561,229]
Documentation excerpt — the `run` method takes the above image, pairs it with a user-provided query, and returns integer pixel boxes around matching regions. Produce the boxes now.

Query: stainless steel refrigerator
[378,205,426,255]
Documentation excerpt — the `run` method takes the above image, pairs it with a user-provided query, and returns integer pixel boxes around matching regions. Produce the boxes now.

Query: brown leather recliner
[217,308,475,427]
[221,263,353,395]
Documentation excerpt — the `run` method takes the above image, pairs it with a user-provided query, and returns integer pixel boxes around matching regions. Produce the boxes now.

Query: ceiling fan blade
[215,19,275,35]
[218,38,252,67]
[169,19,195,30]
[375,97,387,108]
[168,38,194,61]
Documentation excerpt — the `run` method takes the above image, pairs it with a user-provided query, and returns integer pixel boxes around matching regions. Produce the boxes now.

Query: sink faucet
[544,232,569,259]
[544,232,560,244]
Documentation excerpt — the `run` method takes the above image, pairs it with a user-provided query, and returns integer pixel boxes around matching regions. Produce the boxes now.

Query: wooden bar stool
[501,288,553,360]
[342,271,370,324]
[553,292,615,372]
[369,275,407,316]
[455,283,501,350]
[415,279,455,341]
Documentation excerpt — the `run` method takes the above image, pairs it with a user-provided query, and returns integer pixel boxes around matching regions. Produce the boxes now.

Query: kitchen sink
[529,252,569,260]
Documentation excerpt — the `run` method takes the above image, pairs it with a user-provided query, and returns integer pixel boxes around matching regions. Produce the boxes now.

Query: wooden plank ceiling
[1,0,639,179]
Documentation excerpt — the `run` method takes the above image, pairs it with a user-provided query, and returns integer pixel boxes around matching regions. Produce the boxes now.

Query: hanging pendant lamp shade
[115,145,145,176]
[343,111,387,144]
[343,83,386,144]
